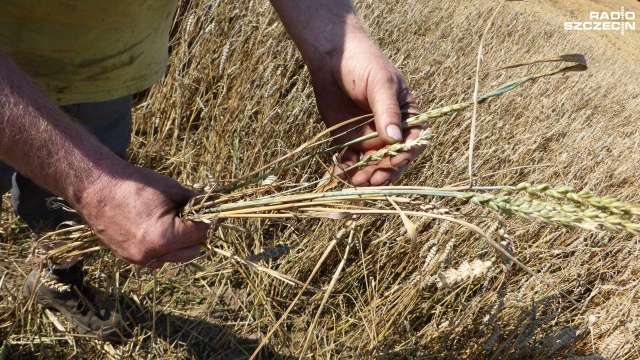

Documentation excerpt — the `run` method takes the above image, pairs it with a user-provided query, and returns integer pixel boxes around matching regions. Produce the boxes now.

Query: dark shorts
[0,95,133,231]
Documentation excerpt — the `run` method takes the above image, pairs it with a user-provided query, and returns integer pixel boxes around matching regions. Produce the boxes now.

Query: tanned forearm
[269,0,370,74]
[0,52,210,267]
[0,52,127,208]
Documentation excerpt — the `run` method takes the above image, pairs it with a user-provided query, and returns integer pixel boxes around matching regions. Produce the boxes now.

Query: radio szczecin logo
[565,7,636,35]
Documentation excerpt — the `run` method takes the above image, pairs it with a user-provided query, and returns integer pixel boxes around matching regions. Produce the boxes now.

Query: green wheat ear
[463,184,640,235]
[501,182,640,216]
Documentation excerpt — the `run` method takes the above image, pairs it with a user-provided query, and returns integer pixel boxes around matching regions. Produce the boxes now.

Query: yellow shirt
[0,0,177,105]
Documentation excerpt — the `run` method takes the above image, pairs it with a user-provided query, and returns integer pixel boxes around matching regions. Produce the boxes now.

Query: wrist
[270,1,373,75]
[68,157,132,216]
[304,13,370,73]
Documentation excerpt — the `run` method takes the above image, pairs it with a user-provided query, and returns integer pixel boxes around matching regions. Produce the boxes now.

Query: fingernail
[381,179,391,186]
[395,160,409,168]
[357,181,370,187]
[386,125,402,142]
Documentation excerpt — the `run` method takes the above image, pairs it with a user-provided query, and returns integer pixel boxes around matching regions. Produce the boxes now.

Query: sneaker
[24,264,129,342]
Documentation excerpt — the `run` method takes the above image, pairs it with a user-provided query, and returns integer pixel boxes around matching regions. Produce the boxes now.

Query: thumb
[368,74,403,145]
[152,245,202,266]
[145,219,210,268]
[169,217,211,251]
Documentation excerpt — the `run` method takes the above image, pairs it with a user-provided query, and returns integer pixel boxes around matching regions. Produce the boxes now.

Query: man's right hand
[76,164,211,268]
[1,53,209,269]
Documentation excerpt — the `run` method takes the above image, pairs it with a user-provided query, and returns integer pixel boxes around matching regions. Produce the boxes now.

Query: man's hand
[271,0,425,186]
[77,164,210,268]
[0,53,208,269]
[311,37,423,186]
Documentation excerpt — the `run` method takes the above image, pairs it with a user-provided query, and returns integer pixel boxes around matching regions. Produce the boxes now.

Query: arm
[270,0,424,186]
[0,52,208,267]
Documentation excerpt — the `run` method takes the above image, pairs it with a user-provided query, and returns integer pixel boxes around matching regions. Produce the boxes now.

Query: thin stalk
[195,188,467,215]
[299,225,356,357]
[469,1,507,187]
[249,220,357,359]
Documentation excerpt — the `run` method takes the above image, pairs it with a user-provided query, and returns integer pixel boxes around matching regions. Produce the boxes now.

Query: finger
[388,126,425,168]
[355,127,425,185]
[356,152,413,186]
[145,261,164,270]
[333,149,359,180]
[167,218,211,252]
[348,158,392,186]
[369,159,398,186]
[343,148,379,186]
[367,73,404,145]
[344,148,401,186]
[370,157,411,185]
[136,168,198,207]
[155,245,202,264]
[400,92,422,118]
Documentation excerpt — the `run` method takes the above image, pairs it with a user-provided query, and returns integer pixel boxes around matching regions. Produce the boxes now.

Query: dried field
[2,0,639,359]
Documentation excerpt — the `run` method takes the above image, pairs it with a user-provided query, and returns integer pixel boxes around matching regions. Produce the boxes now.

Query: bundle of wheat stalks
[41,178,640,265]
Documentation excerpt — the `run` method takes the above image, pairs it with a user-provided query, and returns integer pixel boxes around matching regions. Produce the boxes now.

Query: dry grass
[2,0,640,358]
